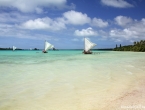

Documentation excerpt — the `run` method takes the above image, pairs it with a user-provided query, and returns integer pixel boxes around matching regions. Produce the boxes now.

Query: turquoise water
[0,50,145,110]
[0,50,84,64]
[0,50,111,64]
[0,50,143,64]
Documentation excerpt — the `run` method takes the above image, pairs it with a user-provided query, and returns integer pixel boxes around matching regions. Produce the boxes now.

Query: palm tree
[141,40,145,45]
[120,44,122,48]
[137,41,140,46]
[133,41,136,46]
[140,40,144,45]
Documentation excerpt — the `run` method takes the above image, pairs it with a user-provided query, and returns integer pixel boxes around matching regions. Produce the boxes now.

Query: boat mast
[44,40,46,51]
[84,37,85,52]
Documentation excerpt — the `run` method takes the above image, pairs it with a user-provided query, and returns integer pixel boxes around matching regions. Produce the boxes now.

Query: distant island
[0,48,113,51]
[114,40,145,52]
[0,47,39,50]
[0,47,23,50]
[33,48,39,50]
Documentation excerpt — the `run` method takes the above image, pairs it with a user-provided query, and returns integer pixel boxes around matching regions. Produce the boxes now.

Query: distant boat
[83,38,96,54]
[42,41,54,53]
[13,46,16,51]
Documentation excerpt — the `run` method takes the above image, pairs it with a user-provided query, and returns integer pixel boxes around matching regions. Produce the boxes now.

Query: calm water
[0,50,145,110]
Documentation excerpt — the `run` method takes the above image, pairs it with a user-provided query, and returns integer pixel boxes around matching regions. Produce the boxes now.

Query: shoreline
[0,51,145,110]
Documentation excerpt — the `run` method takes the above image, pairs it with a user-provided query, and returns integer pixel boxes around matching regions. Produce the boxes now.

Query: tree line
[113,40,145,52]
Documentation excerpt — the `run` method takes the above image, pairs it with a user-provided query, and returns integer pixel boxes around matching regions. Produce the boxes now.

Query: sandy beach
[0,51,145,110]
[103,77,145,110]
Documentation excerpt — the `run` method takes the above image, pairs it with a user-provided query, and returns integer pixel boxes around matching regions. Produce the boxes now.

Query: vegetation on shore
[114,40,145,52]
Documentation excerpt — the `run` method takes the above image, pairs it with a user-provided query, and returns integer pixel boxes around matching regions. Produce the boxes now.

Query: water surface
[0,50,145,110]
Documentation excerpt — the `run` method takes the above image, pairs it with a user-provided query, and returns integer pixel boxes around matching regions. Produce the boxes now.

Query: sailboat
[83,38,96,54]
[42,40,54,53]
[12,46,17,51]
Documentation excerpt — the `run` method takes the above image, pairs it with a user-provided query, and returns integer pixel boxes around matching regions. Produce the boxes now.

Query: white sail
[13,46,16,51]
[50,45,54,49]
[84,38,96,52]
[44,41,53,51]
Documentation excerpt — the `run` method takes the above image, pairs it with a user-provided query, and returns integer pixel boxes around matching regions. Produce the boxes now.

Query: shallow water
[0,50,145,110]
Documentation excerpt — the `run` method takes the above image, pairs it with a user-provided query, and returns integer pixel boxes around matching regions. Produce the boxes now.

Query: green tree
[140,40,144,45]
[133,41,136,46]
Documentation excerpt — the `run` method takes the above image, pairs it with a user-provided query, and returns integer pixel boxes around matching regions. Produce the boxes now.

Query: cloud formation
[21,17,66,30]
[101,0,134,8]
[63,10,91,25]
[91,18,108,28]
[74,27,98,37]
[0,12,34,23]
[0,8,144,44]
[110,17,145,41]
[114,16,133,26]
[110,29,138,40]
[20,10,92,30]
[0,0,67,13]
[0,23,53,40]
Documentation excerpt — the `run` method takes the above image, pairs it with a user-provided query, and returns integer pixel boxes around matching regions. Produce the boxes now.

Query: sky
[0,0,145,49]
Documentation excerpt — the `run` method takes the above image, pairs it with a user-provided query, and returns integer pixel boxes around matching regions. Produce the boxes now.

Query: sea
[0,50,145,110]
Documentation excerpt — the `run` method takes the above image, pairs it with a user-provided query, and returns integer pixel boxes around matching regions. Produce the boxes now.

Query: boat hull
[42,50,48,53]
[83,51,92,54]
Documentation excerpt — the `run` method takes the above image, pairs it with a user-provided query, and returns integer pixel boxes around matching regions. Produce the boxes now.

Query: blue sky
[0,0,145,49]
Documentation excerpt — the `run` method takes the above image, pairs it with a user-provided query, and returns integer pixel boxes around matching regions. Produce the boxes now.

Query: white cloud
[142,18,145,25]
[0,0,67,13]
[0,23,27,38]
[114,16,133,26]
[0,24,14,35]
[91,18,108,28]
[63,10,91,25]
[0,23,54,40]
[19,10,92,31]
[21,17,66,30]
[110,16,145,41]
[101,0,134,8]
[21,19,49,29]
[98,30,108,40]
[74,27,98,37]
[110,28,138,40]
[0,12,34,23]
[110,20,145,40]
[129,18,145,34]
